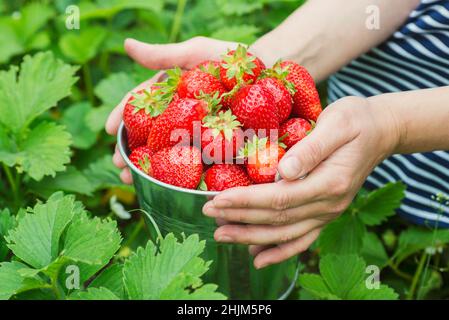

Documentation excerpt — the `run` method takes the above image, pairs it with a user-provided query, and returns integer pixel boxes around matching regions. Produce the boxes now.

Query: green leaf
[18,122,72,181]
[361,232,389,269]
[394,227,449,264]
[216,0,264,16]
[70,287,120,300]
[89,264,125,299]
[298,274,339,300]
[356,183,406,226]
[0,3,55,63]
[27,166,95,197]
[211,25,260,44]
[94,72,137,108]
[85,105,113,132]
[0,51,78,132]
[62,211,122,266]
[62,102,97,149]
[0,262,26,300]
[318,213,366,255]
[59,27,108,64]
[83,154,123,190]
[6,193,80,269]
[319,255,366,298]
[79,0,164,20]
[0,209,15,261]
[123,234,225,300]
[299,255,398,300]
[417,270,443,299]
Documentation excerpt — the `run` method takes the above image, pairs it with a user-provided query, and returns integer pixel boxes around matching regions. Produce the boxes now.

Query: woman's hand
[106,37,239,183]
[202,96,402,269]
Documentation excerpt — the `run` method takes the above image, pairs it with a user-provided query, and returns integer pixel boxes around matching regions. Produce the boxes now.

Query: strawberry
[151,145,203,189]
[123,87,168,150]
[129,146,153,175]
[279,118,312,149]
[279,61,322,122]
[239,136,286,184]
[201,109,244,164]
[147,98,209,152]
[230,84,279,133]
[256,77,293,123]
[203,164,251,191]
[162,67,227,102]
[220,45,266,90]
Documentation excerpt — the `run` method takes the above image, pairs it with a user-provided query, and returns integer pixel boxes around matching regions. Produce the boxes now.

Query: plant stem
[169,0,187,42]
[407,250,427,300]
[123,217,145,248]
[388,261,413,281]
[83,64,95,106]
[2,164,20,210]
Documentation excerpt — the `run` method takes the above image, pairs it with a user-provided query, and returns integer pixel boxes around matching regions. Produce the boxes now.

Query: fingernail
[279,157,300,180]
[213,198,232,208]
[255,261,267,269]
[216,235,233,243]
[203,202,219,217]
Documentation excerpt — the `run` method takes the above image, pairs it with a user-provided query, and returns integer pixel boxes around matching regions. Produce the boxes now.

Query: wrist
[366,95,404,156]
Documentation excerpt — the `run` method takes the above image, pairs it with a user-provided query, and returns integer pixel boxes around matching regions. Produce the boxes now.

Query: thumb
[277,117,352,181]
[124,37,231,71]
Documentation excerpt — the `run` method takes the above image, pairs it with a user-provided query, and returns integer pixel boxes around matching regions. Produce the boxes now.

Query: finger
[249,245,271,256]
[105,73,165,135]
[210,175,326,210]
[120,168,133,185]
[204,200,329,225]
[254,228,321,269]
[278,111,356,181]
[214,219,325,245]
[125,38,229,70]
[113,148,127,169]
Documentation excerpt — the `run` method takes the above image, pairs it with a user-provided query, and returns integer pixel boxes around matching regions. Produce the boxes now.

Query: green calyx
[238,135,268,159]
[199,62,220,79]
[196,90,223,114]
[202,109,242,141]
[261,60,297,96]
[221,44,256,85]
[155,66,183,102]
[129,88,169,117]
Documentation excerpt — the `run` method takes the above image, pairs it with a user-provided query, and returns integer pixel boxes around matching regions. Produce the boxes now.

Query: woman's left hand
[202,96,402,269]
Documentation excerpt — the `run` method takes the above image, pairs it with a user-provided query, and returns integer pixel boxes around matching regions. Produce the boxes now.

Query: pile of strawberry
[124,45,321,192]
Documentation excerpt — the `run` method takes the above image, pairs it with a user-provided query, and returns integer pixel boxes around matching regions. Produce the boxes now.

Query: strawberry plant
[0,193,225,300]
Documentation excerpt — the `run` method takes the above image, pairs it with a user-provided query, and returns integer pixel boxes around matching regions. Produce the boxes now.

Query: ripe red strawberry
[201,109,244,164]
[256,77,293,123]
[240,136,286,184]
[230,84,279,132]
[203,164,251,191]
[147,98,209,152]
[151,145,203,189]
[279,61,322,122]
[220,45,266,90]
[123,88,168,150]
[169,67,227,100]
[129,146,153,175]
[279,118,312,149]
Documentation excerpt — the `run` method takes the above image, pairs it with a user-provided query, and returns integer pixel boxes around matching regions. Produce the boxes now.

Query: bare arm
[251,0,420,81]
[371,86,449,154]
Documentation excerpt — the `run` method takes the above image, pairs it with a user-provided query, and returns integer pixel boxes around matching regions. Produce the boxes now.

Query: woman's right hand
[106,37,239,184]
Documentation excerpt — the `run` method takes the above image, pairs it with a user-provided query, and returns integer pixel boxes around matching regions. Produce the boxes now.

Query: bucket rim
[117,122,220,197]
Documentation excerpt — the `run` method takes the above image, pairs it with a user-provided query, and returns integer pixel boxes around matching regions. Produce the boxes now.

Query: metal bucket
[117,122,299,299]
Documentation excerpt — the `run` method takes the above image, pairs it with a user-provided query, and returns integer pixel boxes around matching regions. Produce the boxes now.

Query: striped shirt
[328,0,449,227]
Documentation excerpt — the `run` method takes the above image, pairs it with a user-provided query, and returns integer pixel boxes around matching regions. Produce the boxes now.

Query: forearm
[251,0,419,82]
[368,86,449,154]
